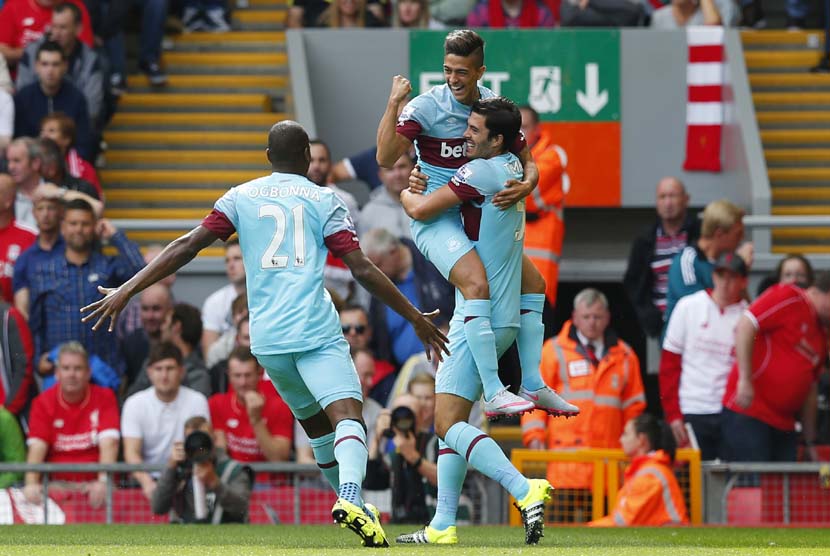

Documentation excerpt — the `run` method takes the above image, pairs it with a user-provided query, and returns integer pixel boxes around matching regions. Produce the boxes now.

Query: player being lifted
[81,121,449,548]
[376,29,577,419]
[398,97,554,545]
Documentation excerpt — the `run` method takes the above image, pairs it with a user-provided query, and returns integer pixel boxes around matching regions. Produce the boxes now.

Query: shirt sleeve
[203,187,240,241]
[120,395,142,438]
[510,131,528,155]
[396,95,431,141]
[662,297,688,354]
[0,89,12,139]
[26,395,51,445]
[265,393,293,440]
[12,248,30,292]
[208,396,225,432]
[98,388,121,439]
[0,4,15,46]
[748,285,802,333]
[448,160,491,200]
[323,193,361,258]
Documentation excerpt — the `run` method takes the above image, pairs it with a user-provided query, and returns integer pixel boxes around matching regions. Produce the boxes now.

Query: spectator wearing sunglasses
[340,304,396,404]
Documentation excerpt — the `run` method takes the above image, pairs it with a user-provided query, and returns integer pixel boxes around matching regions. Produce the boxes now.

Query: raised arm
[377,75,414,168]
[341,249,449,361]
[81,225,219,331]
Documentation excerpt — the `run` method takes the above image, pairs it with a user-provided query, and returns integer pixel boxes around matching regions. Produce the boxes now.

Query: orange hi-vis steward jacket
[588,450,689,527]
[525,133,567,306]
[521,321,646,489]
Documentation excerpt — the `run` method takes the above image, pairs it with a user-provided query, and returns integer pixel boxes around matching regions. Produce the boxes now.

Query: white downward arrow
[576,63,608,117]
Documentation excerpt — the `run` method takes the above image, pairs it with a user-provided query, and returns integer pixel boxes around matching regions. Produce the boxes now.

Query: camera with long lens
[383,405,416,439]
[176,430,214,477]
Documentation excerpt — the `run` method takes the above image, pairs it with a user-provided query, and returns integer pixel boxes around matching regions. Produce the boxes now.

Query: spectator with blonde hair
[664,199,752,328]
[318,0,385,27]
[393,0,436,27]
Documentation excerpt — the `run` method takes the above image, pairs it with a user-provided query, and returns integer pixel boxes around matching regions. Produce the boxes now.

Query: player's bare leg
[517,255,579,417]
[449,250,533,418]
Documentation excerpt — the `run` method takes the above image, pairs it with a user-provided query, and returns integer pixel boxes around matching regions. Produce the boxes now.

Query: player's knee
[457,271,489,299]
[522,272,546,295]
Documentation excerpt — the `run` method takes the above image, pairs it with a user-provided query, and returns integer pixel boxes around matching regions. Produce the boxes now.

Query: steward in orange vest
[589,414,689,527]
[521,290,646,489]
[520,106,567,307]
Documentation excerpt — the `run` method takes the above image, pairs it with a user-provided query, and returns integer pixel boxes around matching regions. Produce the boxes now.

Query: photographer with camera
[151,416,253,524]
[365,373,438,523]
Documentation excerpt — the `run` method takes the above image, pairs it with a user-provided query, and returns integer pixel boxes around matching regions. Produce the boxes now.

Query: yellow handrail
[509,448,702,526]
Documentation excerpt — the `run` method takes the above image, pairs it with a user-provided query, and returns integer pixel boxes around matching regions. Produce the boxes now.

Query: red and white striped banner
[683,26,725,172]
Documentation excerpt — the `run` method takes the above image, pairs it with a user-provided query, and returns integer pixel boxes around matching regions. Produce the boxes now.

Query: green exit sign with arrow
[410,29,620,123]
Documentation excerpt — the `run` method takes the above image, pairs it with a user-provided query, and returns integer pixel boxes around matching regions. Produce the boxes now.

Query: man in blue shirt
[81,120,449,549]
[29,198,144,382]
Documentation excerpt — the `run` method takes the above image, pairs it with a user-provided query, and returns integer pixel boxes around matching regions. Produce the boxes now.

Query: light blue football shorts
[255,335,362,420]
[435,317,519,403]
[410,212,475,280]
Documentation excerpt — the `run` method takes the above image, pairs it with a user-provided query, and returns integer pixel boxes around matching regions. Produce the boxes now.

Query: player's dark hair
[518,105,539,125]
[147,341,183,367]
[775,254,814,288]
[54,2,83,24]
[812,270,830,293]
[444,30,484,66]
[37,40,67,62]
[171,303,203,349]
[267,120,310,170]
[36,137,66,175]
[632,413,677,463]
[64,198,94,215]
[471,97,521,154]
[228,345,257,366]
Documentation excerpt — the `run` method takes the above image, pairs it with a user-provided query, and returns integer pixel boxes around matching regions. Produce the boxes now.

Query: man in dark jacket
[623,177,698,412]
[361,228,454,401]
[152,418,252,524]
[13,41,92,161]
[15,3,104,126]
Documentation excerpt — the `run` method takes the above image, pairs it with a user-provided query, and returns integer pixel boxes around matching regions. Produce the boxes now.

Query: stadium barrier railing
[509,448,702,526]
[702,462,830,526]
[0,462,492,526]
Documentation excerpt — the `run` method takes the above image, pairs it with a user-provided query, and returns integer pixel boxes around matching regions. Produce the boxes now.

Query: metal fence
[703,462,830,525]
[0,462,493,526]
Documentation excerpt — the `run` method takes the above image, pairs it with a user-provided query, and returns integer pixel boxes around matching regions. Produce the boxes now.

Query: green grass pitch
[3,525,830,556]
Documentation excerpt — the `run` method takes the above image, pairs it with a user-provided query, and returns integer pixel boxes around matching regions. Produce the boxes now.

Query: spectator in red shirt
[722,271,830,463]
[0,172,36,303]
[0,0,93,69]
[209,346,292,463]
[23,341,119,508]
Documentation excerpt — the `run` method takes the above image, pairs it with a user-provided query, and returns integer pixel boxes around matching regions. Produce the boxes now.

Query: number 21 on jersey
[259,204,306,269]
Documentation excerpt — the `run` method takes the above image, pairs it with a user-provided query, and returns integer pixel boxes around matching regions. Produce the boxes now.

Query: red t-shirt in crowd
[27,384,120,481]
[209,381,293,463]
[0,220,36,303]
[723,284,827,431]
[0,0,94,51]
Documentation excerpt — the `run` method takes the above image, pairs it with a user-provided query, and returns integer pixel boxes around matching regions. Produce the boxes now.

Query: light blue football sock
[333,419,367,506]
[430,439,467,531]
[309,431,339,493]
[518,294,547,392]
[444,422,529,501]
[463,299,505,400]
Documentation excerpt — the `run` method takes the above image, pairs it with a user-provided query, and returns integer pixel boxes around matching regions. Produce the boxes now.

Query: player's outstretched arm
[377,75,413,168]
[494,145,538,209]
[341,249,449,361]
[81,225,219,332]
[400,185,461,221]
